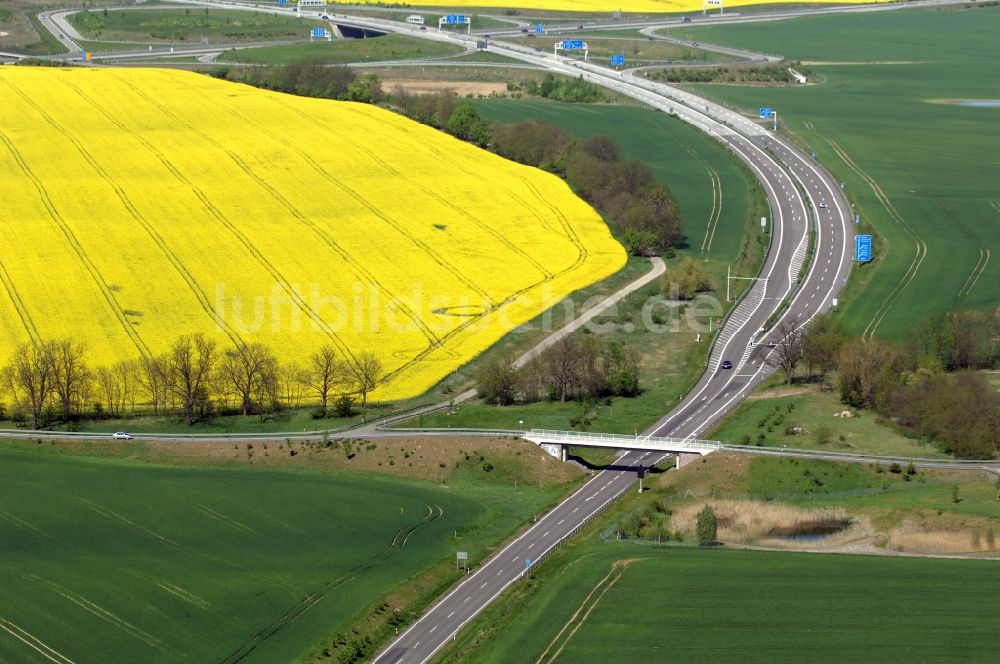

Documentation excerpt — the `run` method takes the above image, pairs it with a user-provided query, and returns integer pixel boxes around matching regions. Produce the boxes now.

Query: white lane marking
[480,583,487,589]
[447,612,454,618]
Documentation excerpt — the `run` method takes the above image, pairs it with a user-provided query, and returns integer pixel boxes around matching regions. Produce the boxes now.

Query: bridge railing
[527,428,722,450]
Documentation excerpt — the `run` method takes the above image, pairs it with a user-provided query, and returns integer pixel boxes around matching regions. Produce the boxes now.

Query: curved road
[14,3,968,663]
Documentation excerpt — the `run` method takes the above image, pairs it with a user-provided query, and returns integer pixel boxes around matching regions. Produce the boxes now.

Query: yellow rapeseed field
[399,0,879,14]
[0,68,624,400]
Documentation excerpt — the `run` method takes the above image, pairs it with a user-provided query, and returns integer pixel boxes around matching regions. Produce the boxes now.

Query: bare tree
[220,342,278,417]
[51,338,89,421]
[5,341,56,428]
[766,319,804,385]
[347,352,383,408]
[137,355,168,415]
[95,365,122,418]
[308,346,345,415]
[167,333,217,425]
[280,361,309,409]
[546,337,584,403]
[114,359,139,416]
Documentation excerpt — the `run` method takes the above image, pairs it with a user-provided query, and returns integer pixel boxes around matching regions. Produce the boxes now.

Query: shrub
[696,505,717,545]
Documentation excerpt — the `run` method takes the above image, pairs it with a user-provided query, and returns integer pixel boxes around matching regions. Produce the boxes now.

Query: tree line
[210,61,384,103]
[1,335,383,429]
[475,335,640,407]
[766,310,1000,458]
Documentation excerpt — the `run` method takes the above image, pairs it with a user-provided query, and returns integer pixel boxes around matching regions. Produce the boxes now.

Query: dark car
[766,340,778,348]
[720,360,733,370]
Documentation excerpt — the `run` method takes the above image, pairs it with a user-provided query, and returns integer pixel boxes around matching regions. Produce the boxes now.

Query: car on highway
[320,14,330,19]
[720,360,733,370]
[58,34,64,39]
[819,201,828,208]
[766,340,778,348]
[112,432,133,440]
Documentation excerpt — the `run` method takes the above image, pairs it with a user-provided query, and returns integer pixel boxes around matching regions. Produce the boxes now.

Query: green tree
[623,227,657,256]
[447,101,492,147]
[661,257,710,300]
[696,505,718,545]
[347,73,382,103]
[801,313,848,381]
[475,356,519,406]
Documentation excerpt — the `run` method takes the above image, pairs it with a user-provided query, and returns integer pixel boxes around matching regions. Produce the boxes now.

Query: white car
[819,201,828,209]
[112,432,133,440]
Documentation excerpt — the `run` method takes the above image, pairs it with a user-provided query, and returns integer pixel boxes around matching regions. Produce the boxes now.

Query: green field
[444,545,1000,663]
[68,8,322,43]
[0,440,572,663]
[217,34,464,65]
[662,4,1000,339]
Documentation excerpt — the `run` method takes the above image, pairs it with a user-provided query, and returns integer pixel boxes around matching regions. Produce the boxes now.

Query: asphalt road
[10,4,974,662]
[344,12,854,664]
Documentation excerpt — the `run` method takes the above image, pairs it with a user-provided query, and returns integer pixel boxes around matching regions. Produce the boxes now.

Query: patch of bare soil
[30,435,583,486]
[381,79,507,96]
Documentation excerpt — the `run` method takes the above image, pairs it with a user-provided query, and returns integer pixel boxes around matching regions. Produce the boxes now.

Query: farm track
[0,79,153,360]
[112,73,396,364]
[260,99,499,309]
[276,97,604,385]
[535,560,630,664]
[686,145,723,256]
[58,77,252,348]
[956,246,990,302]
[804,122,927,340]
[332,103,563,289]
[0,228,40,345]
[219,501,443,663]
[0,616,76,664]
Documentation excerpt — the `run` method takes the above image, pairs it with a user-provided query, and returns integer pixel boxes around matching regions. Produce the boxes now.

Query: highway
[8,3,971,662]
[335,10,855,664]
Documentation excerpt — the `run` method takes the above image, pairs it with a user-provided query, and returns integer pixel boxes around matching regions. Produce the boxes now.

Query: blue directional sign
[310,27,325,38]
[611,53,625,66]
[534,23,544,33]
[277,0,286,6]
[855,234,873,262]
[759,107,774,119]
[446,14,466,24]
[561,40,584,49]
[526,559,533,569]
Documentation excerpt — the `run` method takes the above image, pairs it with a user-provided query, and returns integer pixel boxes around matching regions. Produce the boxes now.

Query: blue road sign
[525,559,532,569]
[855,234,873,262]
[535,23,544,33]
[310,27,325,38]
[277,0,286,6]
[759,107,774,119]
[562,40,584,49]
[611,53,625,66]
[446,14,466,24]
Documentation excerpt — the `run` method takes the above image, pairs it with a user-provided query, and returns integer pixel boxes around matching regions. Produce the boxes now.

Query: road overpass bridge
[523,428,721,466]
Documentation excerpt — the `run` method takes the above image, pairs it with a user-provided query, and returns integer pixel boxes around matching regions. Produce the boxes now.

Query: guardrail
[722,444,998,468]
[526,429,722,453]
